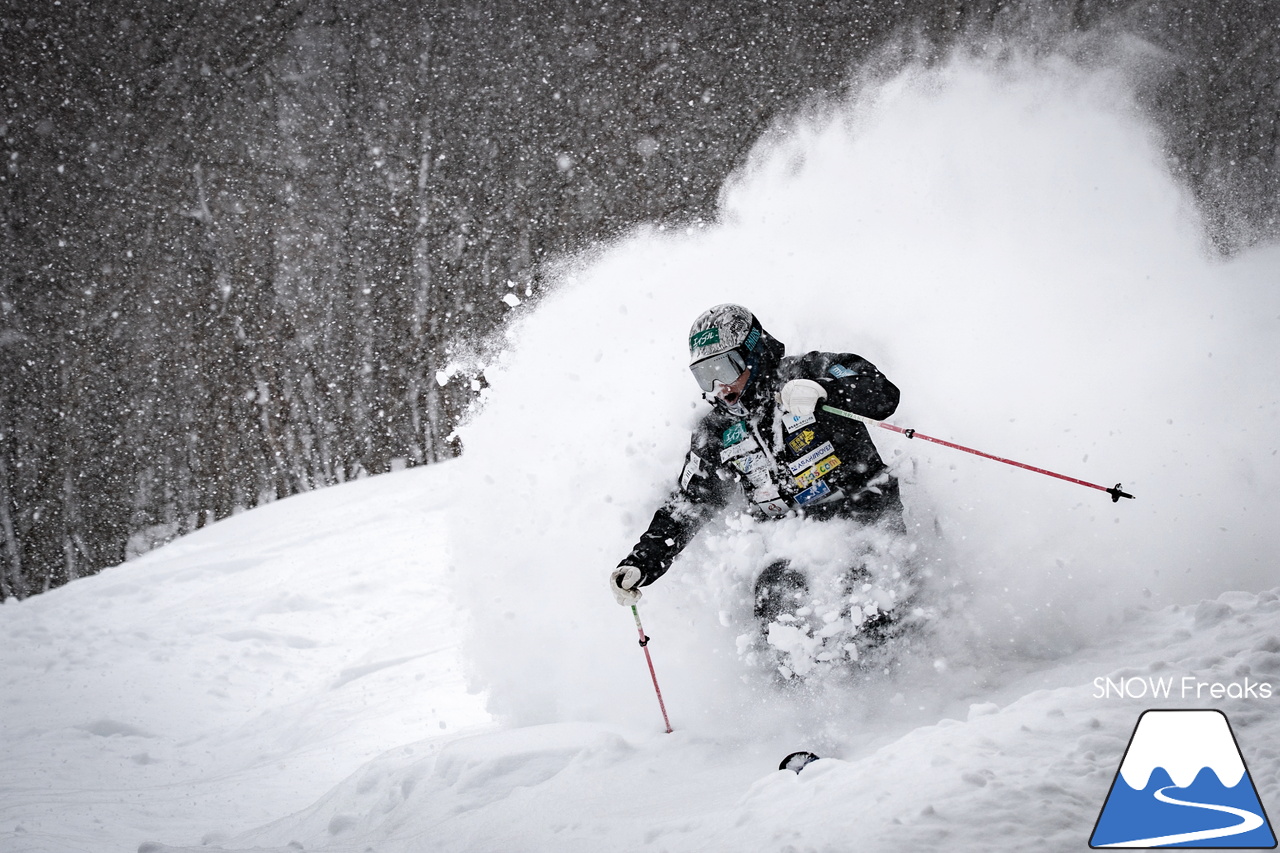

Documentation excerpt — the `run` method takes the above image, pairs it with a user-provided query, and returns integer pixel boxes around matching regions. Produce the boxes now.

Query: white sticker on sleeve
[680,456,700,490]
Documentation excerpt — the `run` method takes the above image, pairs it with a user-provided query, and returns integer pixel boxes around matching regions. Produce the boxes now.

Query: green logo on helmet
[690,327,721,350]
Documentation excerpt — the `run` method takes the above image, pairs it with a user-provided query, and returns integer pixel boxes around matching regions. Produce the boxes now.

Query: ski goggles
[690,349,747,392]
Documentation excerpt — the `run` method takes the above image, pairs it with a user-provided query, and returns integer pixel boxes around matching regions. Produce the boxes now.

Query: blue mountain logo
[1091,710,1276,848]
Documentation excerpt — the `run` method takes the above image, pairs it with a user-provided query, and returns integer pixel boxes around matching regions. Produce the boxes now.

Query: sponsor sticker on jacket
[753,482,781,501]
[782,411,817,433]
[747,466,773,488]
[793,479,832,506]
[793,455,841,489]
[720,435,759,462]
[787,441,836,475]
[788,429,816,454]
[722,421,748,447]
[755,498,789,517]
[730,451,765,474]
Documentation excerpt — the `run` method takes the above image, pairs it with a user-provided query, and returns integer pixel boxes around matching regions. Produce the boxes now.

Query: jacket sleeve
[617,436,730,586]
[800,351,899,421]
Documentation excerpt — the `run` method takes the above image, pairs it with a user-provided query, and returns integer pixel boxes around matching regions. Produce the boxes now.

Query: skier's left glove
[779,379,827,415]
[610,565,643,606]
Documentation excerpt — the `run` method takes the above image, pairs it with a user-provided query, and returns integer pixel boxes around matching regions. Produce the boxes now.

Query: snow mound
[0,464,492,852]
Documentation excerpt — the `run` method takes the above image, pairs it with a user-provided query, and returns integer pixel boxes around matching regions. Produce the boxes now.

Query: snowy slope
[0,466,491,852]
[228,593,1280,853]
[4,49,1280,853]
[3,461,1278,853]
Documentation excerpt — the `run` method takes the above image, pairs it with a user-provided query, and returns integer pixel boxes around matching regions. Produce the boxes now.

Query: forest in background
[1,0,1276,598]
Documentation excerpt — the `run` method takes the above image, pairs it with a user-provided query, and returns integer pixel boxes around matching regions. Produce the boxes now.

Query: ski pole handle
[820,405,1134,502]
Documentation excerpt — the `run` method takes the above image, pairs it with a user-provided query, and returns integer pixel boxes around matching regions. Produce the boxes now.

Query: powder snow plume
[448,50,1280,736]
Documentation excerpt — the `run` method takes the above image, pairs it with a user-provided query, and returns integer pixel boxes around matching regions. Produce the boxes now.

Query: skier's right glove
[610,565,643,606]
[779,378,828,416]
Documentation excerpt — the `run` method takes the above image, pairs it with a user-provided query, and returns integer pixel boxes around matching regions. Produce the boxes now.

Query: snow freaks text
[1092,676,1274,701]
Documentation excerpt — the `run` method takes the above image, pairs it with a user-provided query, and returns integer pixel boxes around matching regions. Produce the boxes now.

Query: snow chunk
[967,703,999,720]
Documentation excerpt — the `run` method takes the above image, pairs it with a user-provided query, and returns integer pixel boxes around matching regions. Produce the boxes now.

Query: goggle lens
[690,350,747,392]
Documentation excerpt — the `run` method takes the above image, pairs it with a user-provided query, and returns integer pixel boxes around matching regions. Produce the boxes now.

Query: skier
[608,304,910,670]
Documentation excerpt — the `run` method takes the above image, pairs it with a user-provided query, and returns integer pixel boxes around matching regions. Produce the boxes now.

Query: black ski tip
[779,751,820,773]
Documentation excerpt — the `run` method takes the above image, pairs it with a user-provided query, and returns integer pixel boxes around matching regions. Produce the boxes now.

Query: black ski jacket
[619,348,901,587]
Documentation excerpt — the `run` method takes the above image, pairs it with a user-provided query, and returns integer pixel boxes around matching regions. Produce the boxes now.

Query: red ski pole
[821,405,1135,503]
[631,605,673,733]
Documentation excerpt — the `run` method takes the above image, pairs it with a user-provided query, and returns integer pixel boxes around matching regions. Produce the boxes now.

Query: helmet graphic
[688,304,760,366]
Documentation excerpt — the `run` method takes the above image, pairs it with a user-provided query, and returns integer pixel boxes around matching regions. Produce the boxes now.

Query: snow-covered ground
[0,467,489,852]
[4,461,1279,853]
[3,50,1279,853]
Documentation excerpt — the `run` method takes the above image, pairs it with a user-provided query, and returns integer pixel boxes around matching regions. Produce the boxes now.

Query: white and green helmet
[687,304,766,393]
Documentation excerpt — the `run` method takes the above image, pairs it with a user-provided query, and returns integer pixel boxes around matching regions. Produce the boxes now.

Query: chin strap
[703,392,748,418]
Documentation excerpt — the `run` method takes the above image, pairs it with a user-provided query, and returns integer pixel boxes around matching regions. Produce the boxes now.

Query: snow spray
[450,48,1280,732]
